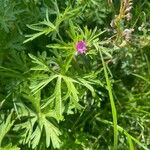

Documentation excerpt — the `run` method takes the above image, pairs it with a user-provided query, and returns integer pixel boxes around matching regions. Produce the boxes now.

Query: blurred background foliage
[0,0,150,150]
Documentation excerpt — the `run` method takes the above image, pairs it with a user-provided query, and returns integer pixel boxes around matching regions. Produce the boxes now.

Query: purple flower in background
[76,40,87,54]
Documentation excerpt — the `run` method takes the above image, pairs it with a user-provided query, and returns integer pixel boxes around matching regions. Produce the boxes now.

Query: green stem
[99,50,118,150]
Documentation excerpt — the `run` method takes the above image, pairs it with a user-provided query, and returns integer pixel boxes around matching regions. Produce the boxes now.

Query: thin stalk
[99,49,118,150]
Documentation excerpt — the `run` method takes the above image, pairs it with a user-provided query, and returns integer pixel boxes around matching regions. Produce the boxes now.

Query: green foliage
[76,0,111,26]
[0,111,14,146]
[0,0,150,149]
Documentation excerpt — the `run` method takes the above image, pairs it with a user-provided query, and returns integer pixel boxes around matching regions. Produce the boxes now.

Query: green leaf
[28,54,50,72]
[97,44,118,150]
[0,144,20,150]
[47,44,73,50]
[31,124,43,149]
[0,111,14,146]
[0,66,23,78]
[127,135,134,150]
[30,74,58,94]
[22,91,41,112]
[62,76,83,109]
[77,78,95,97]
[54,76,62,119]
[23,31,46,43]
[44,118,61,149]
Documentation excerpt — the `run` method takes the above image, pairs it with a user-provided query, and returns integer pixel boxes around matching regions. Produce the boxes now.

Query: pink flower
[76,40,87,54]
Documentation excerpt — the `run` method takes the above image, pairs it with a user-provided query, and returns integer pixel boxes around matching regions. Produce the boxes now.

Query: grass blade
[99,47,118,150]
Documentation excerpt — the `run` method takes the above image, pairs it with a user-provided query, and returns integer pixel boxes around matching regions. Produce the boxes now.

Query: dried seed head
[125,0,133,21]
[126,13,132,21]
[123,28,134,41]
[125,6,132,13]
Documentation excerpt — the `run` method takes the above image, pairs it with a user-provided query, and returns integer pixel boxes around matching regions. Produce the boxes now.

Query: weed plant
[0,0,150,150]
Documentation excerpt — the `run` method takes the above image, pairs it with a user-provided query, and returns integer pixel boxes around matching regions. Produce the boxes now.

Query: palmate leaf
[31,116,61,149]
[40,75,83,118]
[14,106,61,149]
[30,72,95,116]
[23,6,80,43]
[14,101,61,149]
[23,18,56,43]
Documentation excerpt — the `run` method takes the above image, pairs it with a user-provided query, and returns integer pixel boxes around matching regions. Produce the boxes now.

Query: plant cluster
[0,0,150,150]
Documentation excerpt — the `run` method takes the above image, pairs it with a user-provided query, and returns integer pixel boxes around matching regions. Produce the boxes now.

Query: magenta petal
[76,40,87,54]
